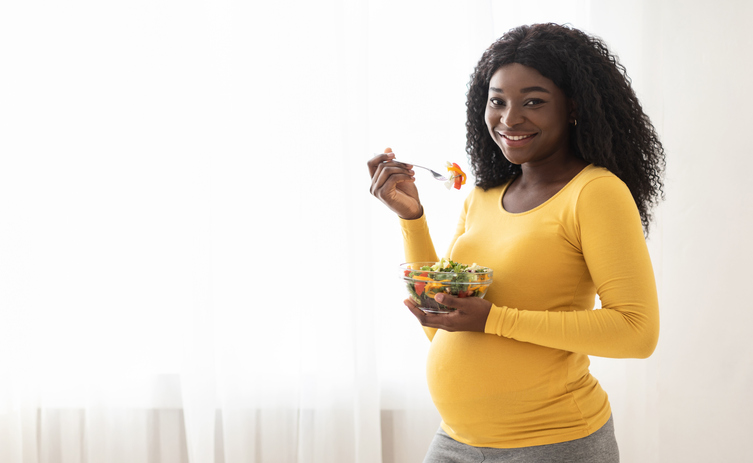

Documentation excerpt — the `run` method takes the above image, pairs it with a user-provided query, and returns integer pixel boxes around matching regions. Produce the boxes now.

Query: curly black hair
[466,23,665,234]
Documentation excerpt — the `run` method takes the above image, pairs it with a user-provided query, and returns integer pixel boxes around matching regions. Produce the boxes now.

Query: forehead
[488,63,558,92]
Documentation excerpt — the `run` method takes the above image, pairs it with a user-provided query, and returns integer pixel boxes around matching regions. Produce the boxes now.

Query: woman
[367,23,664,462]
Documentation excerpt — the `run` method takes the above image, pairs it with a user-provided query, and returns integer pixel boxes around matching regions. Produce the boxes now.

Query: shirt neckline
[497,164,594,216]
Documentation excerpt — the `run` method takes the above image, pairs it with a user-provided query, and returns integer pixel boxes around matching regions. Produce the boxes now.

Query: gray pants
[423,415,619,463]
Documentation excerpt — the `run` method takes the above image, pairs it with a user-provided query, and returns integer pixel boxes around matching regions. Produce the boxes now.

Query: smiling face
[484,63,575,167]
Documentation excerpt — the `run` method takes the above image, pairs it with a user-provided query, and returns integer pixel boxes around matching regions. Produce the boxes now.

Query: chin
[499,151,523,166]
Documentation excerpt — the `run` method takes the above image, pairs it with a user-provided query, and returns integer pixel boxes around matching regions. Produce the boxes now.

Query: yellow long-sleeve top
[400,165,659,448]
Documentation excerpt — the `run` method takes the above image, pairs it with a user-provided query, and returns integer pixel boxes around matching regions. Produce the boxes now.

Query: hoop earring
[573,119,578,127]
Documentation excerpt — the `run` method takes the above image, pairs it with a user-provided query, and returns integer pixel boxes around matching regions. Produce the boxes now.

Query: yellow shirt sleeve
[484,176,660,358]
[399,207,469,342]
[399,214,438,341]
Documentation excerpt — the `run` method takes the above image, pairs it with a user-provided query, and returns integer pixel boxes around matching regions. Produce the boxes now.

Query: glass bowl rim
[399,261,493,277]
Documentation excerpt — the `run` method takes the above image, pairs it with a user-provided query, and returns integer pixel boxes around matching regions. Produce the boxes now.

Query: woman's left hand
[404,293,493,332]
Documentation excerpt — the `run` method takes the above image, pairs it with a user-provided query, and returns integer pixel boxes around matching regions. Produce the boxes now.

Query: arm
[399,199,470,341]
[367,150,439,341]
[484,177,659,358]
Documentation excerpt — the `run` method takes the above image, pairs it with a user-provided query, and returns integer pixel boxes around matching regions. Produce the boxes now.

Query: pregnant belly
[426,330,581,443]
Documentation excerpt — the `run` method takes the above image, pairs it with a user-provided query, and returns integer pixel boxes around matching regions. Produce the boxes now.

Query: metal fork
[392,159,449,182]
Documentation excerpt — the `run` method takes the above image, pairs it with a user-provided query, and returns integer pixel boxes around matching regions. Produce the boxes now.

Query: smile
[500,133,536,141]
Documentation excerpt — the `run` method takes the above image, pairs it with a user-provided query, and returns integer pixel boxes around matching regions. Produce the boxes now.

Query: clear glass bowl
[400,262,493,313]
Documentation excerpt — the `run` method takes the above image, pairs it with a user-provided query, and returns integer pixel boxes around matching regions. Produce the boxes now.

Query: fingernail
[435,294,444,302]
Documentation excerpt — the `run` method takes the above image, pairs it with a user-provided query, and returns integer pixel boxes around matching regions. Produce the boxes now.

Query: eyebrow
[489,86,551,94]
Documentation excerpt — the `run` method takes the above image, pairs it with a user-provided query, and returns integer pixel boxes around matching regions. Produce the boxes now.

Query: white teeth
[501,133,533,141]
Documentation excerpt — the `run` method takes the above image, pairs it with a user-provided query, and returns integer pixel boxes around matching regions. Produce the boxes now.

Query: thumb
[435,292,460,308]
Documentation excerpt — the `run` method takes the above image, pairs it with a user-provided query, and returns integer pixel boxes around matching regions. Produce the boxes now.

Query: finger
[403,298,420,313]
[372,173,417,202]
[403,299,438,324]
[434,293,459,309]
[367,149,416,178]
[370,159,414,185]
[370,164,415,195]
[431,294,492,332]
[435,293,490,314]
[379,160,415,173]
[367,148,397,177]
[404,299,451,329]
[373,166,415,193]
[404,298,427,322]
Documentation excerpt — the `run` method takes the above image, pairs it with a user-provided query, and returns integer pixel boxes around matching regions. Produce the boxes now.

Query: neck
[516,155,588,187]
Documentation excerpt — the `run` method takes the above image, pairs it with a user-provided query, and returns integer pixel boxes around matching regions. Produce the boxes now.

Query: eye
[489,98,505,107]
[524,98,545,106]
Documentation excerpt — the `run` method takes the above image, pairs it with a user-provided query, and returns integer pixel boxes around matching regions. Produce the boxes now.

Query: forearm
[400,214,441,341]
[399,214,439,264]
[484,299,659,358]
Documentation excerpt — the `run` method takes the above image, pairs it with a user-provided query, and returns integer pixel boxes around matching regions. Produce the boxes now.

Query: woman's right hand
[367,148,423,220]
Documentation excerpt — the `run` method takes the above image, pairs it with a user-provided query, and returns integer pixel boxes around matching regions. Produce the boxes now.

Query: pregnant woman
[367,23,665,463]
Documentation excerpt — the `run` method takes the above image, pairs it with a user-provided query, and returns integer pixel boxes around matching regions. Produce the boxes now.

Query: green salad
[402,258,492,312]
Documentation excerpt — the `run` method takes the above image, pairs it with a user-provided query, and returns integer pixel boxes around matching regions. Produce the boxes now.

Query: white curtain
[1,1,752,462]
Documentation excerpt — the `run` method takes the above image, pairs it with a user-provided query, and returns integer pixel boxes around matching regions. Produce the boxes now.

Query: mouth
[497,131,537,146]
[499,132,536,140]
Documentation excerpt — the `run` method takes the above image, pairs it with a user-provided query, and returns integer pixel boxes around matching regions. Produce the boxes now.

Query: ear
[567,99,578,125]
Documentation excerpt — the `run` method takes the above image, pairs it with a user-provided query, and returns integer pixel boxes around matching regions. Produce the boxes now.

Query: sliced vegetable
[415,281,426,295]
[444,162,467,190]
[403,259,492,311]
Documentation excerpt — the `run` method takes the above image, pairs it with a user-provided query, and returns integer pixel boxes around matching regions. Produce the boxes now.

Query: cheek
[484,108,495,132]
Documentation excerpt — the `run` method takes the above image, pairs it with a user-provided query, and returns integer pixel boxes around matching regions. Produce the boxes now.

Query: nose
[501,106,524,127]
